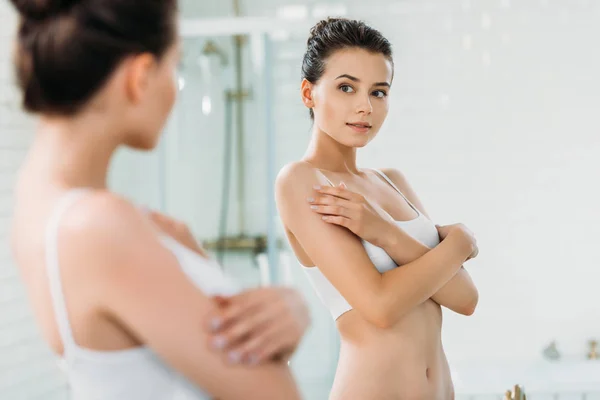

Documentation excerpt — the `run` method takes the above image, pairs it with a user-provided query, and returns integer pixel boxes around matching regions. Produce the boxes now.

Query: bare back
[11,182,141,356]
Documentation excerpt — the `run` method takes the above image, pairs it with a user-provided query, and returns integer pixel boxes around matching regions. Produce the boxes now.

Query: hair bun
[10,0,81,20]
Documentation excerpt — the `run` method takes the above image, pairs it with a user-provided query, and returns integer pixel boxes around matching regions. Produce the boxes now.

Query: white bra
[46,189,240,399]
[302,169,440,320]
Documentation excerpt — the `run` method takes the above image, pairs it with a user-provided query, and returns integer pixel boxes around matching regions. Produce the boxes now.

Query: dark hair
[9,0,178,115]
[301,18,393,119]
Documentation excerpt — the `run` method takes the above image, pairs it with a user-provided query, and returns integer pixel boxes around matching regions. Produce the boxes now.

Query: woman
[8,1,308,399]
[276,18,479,399]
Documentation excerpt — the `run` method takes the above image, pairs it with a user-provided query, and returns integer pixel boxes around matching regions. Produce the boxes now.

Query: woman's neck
[27,115,121,190]
[303,129,359,174]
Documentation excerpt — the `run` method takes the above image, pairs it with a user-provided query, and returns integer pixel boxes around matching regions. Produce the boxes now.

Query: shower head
[202,40,228,66]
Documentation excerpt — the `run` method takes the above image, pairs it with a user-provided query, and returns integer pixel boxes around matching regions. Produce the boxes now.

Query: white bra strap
[371,169,421,215]
[316,170,335,187]
[45,189,91,359]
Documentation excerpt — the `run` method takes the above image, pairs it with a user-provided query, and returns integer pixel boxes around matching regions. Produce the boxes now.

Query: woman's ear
[124,53,156,104]
[300,78,315,109]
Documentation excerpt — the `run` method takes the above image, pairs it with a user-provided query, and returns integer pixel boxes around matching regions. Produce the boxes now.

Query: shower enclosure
[110,22,281,285]
[159,30,278,286]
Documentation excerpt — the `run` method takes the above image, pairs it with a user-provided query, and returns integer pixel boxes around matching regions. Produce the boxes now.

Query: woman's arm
[146,209,311,365]
[381,226,478,315]
[63,194,301,400]
[276,162,474,329]
[377,168,479,316]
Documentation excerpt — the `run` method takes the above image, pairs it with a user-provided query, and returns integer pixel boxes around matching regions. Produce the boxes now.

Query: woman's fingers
[321,215,351,227]
[210,306,280,360]
[307,194,357,209]
[227,321,290,365]
[206,287,310,366]
[256,334,296,364]
[311,185,353,200]
[207,291,267,331]
[312,184,363,202]
[309,205,351,218]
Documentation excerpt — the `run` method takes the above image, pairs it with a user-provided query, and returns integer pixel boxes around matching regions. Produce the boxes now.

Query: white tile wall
[0,3,68,400]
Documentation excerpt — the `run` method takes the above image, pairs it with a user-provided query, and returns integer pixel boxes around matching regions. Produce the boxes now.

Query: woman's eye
[373,90,387,98]
[340,85,355,93]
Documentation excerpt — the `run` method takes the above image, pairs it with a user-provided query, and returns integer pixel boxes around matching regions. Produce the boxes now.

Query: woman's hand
[206,287,310,366]
[308,183,395,248]
[145,209,208,258]
[436,223,479,261]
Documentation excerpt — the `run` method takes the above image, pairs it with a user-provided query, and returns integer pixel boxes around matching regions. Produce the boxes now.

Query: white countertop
[451,359,600,395]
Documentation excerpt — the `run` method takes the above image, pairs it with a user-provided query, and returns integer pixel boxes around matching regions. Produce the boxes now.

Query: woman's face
[302,47,394,148]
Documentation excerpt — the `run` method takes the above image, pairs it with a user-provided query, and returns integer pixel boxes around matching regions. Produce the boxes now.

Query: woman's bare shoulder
[277,160,316,183]
[55,190,160,278]
[276,161,328,197]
